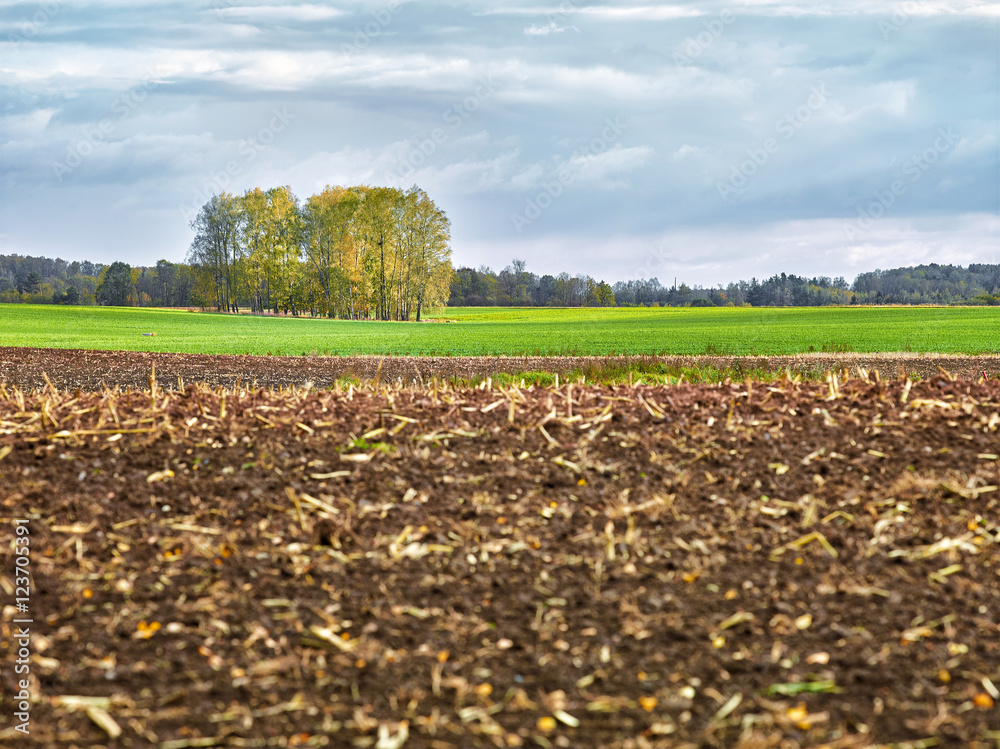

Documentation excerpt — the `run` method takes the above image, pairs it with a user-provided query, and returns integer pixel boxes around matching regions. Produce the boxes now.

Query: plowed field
[1,347,999,390]
[1,359,998,747]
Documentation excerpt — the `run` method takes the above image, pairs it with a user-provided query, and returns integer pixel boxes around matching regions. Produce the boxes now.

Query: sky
[1,0,998,288]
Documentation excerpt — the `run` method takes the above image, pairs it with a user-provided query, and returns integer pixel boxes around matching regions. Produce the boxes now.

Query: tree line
[186,184,454,321]
[448,262,1000,308]
[2,250,999,310]
[0,254,195,308]
[449,261,615,307]
[447,264,853,308]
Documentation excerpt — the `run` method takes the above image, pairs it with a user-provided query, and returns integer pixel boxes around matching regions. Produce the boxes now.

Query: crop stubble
[0,366,999,747]
[1,347,999,391]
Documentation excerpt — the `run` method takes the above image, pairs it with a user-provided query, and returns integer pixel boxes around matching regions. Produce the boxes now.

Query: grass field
[0,304,997,356]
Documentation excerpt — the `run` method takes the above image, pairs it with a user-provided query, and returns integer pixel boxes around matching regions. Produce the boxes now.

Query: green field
[0,304,997,356]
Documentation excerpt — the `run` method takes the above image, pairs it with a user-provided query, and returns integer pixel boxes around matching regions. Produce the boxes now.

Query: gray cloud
[0,0,996,282]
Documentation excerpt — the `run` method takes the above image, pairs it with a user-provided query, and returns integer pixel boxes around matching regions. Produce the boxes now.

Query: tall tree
[354,187,404,321]
[303,186,361,317]
[96,262,133,306]
[399,187,453,321]
[263,186,303,314]
[238,187,271,314]
[186,192,240,312]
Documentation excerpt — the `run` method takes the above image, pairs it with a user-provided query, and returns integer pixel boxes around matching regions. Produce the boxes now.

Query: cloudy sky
[1,0,998,286]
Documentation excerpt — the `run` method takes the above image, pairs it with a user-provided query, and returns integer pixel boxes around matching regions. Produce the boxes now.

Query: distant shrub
[969,294,1000,306]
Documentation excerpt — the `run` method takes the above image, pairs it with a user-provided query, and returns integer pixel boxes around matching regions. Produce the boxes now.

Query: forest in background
[2,248,999,311]
[447,262,1000,307]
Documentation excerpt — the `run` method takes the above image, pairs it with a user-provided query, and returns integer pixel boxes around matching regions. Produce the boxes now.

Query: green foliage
[187,184,453,320]
[19,271,43,294]
[853,263,1000,305]
[0,305,997,356]
[96,262,133,306]
[343,437,393,453]
[765,680,841,697]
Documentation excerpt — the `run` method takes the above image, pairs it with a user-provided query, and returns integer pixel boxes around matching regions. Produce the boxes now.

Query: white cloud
[830,81,917,124]
[729,0,999,15]
[483,1,998,17]
[214,5,345,23]
[577,6,701,20]
[524,21,575,35]
[671,144,715,160]
[0,108,57,140]
[564,145,654,189]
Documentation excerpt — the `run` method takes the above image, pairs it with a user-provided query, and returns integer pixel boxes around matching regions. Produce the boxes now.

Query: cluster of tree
[852,264,1000,306]
[449,262,615,307]
[88,260,196,307]
[610,278,725,307]
[187,184,453,320]
[720,274,853,307]
[0,254,196,308]
[0,255,104,305]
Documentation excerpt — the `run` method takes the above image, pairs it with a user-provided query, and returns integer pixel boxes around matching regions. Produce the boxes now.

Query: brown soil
[1,365,999,747]
[0,347,998,390]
